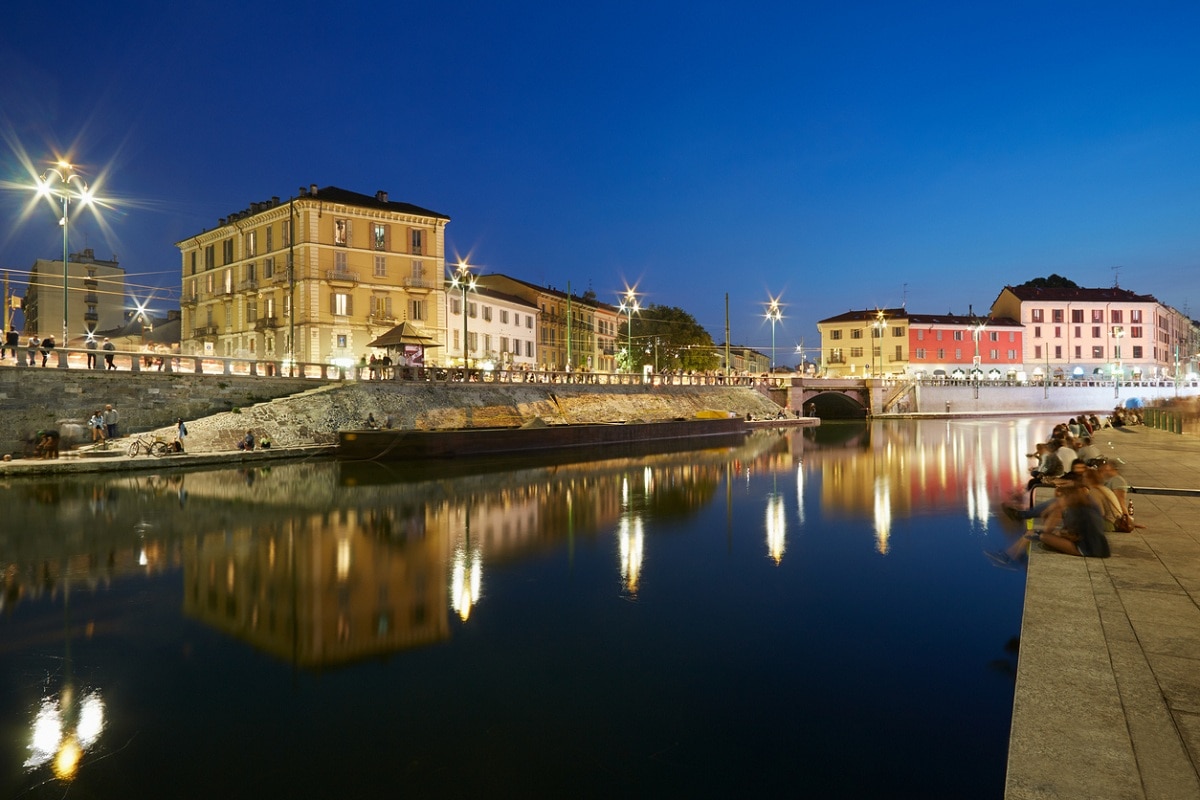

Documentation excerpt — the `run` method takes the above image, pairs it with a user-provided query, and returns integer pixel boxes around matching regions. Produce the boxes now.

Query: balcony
[369,314,397,327]
[326,270,359,285]
[194,325,219,338]
[181,297,198,308]
[238,278,259,292]
[83,311,98,322]
[83,293,99,305]
[404,276,438,289]
[254,316,279,331]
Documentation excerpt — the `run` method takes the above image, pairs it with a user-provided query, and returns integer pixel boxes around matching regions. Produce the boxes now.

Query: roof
[1001,285,1159,303]
[817,308,908,325]
[907,313,1022,328]
[367,321,442,349]
[301,186,449,220]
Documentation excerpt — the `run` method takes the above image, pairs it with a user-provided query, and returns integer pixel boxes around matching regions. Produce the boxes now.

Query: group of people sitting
[994,417,1140,563]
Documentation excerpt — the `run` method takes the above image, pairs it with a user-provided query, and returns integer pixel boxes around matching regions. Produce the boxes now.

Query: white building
[445,284,539,370]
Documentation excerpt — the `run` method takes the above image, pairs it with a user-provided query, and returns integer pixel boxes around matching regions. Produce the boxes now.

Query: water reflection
[0,419,1044,796]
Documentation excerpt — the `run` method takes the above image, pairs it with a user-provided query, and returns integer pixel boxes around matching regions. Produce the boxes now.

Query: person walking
[86,336,98,368]
[27,334,40,366]
[40,335,55,367]
[102,338,116,369]
[174,418,188,452]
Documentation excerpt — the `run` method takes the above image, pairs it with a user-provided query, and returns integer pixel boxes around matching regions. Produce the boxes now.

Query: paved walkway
[1006,426,1200,799]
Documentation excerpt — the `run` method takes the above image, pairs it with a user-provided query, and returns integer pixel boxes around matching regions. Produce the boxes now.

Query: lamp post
[1113,325,1124,398]
[618,287,639,373]
[969,306,986,398]
[872,310,886,379]
[450,260,476,372]
[764,297,782,371]
[36,162,92,350]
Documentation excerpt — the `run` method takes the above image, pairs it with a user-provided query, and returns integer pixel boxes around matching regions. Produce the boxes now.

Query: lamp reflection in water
[24,589,106,782]
[450,502,482,621]
[765,490,786,564]
[873,473,893,555]
[617,475,645,594]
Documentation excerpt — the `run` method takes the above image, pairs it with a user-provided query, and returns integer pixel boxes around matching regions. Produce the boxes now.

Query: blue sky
[2,1,1198,358]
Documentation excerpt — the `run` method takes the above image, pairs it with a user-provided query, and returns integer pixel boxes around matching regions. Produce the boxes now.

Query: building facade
[23,249,126,345]
[474,274,620,372]
[177,185,449,367]
[444,285,539,369]
[990,285,1194,380]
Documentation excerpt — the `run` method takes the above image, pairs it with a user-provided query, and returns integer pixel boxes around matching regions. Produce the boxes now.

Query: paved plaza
[1006,425,1200,799]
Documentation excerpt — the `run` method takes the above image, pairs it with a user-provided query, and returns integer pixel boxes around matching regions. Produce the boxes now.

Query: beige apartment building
[474,274,621,372]
[23,249,126,345]
[990,285,1196,380]
[177,185,449,367]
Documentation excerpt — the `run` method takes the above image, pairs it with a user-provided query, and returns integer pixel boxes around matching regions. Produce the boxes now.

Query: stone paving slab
[1006,426,1200,800]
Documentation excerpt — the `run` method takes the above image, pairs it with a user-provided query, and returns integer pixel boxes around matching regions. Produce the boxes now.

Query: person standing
[86,336,98,368]
[88,410,107,443]
[40,335,55,367]
[27,334,40,366]
[3,327,17,360]
[103,404,119,440]
[175,418,188,452]
[103,338,116,369]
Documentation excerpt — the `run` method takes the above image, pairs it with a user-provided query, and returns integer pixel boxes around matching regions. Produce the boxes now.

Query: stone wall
[0,368,785,455]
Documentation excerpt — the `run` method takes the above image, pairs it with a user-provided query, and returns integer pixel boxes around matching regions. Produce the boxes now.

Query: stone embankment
[0,365,785,457]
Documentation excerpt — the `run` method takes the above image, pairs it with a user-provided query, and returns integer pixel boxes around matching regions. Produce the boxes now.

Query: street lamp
[764,296,783,371]
[969,305,986,396]
[618,287,640,373]
[1112,325,1124,397]
[872,310,887,378]
[36,162,92,350]
[450,260,476,370]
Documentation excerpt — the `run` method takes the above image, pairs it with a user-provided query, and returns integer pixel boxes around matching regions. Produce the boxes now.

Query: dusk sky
[2,1,1198,359]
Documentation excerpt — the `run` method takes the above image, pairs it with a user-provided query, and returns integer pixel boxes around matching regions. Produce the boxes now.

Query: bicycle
[128,434,172,457]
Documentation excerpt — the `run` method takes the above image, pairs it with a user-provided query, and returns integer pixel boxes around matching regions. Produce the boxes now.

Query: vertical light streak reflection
[25,689,106,781]
[618,514,644,594]
[765,492,786,564]
[794,462,806,527]
[873,474,892,555]
[450,545,483,621]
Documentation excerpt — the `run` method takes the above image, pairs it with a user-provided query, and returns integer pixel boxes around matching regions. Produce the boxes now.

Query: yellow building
[176,185,449,367]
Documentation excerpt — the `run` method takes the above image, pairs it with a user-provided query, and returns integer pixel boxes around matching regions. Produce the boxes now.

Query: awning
[367,321,442,349]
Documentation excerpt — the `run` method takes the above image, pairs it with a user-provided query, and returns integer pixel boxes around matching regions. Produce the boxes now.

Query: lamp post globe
[36,162,92,352]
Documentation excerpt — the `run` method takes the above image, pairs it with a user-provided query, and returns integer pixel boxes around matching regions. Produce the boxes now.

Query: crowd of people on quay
[990,411,1143,566]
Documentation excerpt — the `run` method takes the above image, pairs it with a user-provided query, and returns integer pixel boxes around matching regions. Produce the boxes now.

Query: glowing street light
[618,287,640,373]
[36,162,92,351]
[872,309,887,378]
[449,260,477,370]
[764,296,783,371]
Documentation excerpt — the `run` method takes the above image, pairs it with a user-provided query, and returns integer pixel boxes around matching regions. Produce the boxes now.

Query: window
[205,273,214,293]
[1093,346,1104,358]
[990,349,999,360]
[953,331,963,341]
[850,329,863,339]
[467,332,477,352]
[850,347,864,358]
[264,257,274,278]
[410,299,425,321]
[1052,309,1064,323]
[894,345,902,360]
[246,230,257,257]
[468,302,477,319]
[1130,326,1142,338]
[1092,309,1104,323]
[281,220,290,247]
[892,326,905,337]
[451,297,461,315]
[916,329,924,340]
[500,310,509,324]
[526,341,534,358]
[247,300,257,323]
[1111,310,1123,324]
[1054,326,1061,338]
[205,245,215,269]
[914,348,926,359]
[266,227,273,252]
[1008,350,1016,360]
[936,348,945,360]
[246,262,256,282]
[484,334,492,353]
[223,269,232,294]
[335,251,348,272]
[483,306,492,322]
[1073,346,1081,358]
[332,292,351,316]
[527,315,533,329]
[1054,346,1062,359]
[936,330,943,341]
[265,297,275,318]
[1033,326,1041,338]
[1091,326,1101,338]
[500,336,510,353]
[1131,309,1142,323]
[1132,346,1143,358]
[189,251,197,275]
[337,335,347,349]
[1071,309,1083,323]
[374,256,386,277]
[373,223,387,251]
[411,261,423,284]
[335,219,349,246]
[410,229,423,254]
[1034,345,1042,359]
[1031,309,1044,323]
[989,331,999,341]
[955,348,962,360]
[222,239,234,264]
[830,329,843,340]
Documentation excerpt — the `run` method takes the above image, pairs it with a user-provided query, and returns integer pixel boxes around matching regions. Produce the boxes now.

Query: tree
[1017,274,1080,289]
[628,304,719,372]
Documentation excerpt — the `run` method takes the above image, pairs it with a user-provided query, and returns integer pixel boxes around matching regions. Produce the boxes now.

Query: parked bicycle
[128,434,171,457]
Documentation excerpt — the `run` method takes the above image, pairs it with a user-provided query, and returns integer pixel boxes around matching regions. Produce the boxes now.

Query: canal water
[1,417,1050,798]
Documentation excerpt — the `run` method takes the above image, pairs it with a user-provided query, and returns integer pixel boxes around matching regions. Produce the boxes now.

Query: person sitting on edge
[1076,435,1101,463]
[259,435,271,449]
[237,430,256,451]
[995,481,1110,564]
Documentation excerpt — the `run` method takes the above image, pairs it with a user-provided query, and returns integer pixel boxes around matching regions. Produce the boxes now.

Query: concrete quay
[1006,426,1200,799]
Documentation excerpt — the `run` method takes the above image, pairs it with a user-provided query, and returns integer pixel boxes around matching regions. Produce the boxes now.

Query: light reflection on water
[1,418,1049,798]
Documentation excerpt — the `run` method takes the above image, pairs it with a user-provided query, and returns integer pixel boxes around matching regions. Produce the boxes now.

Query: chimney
[310,184,318,196]
[299,186,306,197]
[375,190,388,203]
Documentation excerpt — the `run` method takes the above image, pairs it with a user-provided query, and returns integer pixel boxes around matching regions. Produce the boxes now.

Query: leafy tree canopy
[1016,274,1080,289]
[627,304,719,372]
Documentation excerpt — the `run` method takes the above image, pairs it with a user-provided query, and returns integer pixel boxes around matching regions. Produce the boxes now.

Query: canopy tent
[367,321,442,366]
